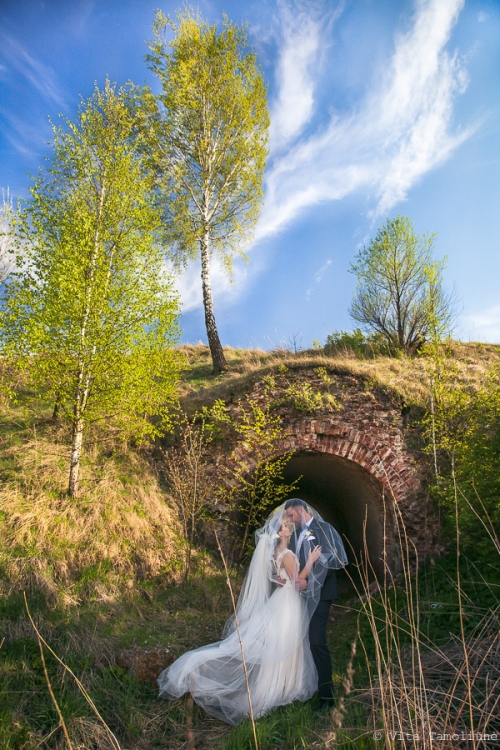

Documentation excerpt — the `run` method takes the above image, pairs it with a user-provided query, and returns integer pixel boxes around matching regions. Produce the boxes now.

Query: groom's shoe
[316,697,335,713]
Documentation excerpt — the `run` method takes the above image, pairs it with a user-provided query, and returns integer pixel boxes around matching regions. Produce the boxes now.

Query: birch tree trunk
[69,416,84,497]
[200,232,227,375]
[67,182,105,496]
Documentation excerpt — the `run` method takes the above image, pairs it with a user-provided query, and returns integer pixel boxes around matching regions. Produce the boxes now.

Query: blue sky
[1,0,499,348]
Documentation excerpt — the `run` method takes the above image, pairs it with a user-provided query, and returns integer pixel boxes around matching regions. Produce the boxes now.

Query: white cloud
[0,106,53,159]
[172,256,252,315]
[270,1,324,151]
[256,0,471,241]
[314,259,332,283]
[0,33,67,108]
[462,304,500,343]
[369,0,469,215]
[305,259,332,300]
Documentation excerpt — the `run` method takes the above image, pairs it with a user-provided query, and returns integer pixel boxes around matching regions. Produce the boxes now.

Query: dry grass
[0,421,182,607]
[176,342,500,412]
[362,623,500,748]
[347,479,500,750]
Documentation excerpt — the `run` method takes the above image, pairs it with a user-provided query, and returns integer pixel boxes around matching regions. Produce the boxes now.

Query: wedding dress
[157,547,317,725]
[158,501,347,725]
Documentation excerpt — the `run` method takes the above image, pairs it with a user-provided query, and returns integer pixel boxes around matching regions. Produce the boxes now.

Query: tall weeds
[348,477,500,749]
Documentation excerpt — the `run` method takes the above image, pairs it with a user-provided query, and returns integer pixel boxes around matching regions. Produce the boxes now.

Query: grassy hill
[178,340,500,404]
[1,342,499,748]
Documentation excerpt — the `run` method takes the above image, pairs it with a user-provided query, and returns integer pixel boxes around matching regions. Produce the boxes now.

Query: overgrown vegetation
[325,329,392,359]
[0,82,181,497]
[1,342,500,748]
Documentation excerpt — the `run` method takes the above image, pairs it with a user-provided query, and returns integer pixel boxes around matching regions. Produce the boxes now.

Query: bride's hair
[274,519,293,550]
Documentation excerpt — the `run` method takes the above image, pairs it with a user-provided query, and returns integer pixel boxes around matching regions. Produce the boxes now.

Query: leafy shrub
[324,329,393,358]
[281,382,324,412]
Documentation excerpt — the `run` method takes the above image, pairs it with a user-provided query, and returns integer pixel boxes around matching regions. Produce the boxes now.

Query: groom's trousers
[309,599,334,701]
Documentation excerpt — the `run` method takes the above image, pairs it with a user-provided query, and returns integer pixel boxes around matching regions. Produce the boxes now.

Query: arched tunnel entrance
[220,372,434,580]
[282,452,397,586]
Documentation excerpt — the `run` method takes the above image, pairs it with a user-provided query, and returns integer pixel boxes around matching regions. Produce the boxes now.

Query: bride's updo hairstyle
[274,518,294,550]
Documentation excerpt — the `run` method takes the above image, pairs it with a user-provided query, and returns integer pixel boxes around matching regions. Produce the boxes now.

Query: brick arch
[280,424,416,507]
[222,369,438,575]
[231,415,429,577]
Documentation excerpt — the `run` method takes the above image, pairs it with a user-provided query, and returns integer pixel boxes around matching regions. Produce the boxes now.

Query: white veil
[158,501,347,725]
[223,500,348,638]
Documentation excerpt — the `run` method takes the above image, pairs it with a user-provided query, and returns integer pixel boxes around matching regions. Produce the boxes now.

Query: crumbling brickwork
[215,366,439,575]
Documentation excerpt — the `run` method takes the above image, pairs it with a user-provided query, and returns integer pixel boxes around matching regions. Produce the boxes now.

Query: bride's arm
[299,545,322,579]
[281,547,321,582]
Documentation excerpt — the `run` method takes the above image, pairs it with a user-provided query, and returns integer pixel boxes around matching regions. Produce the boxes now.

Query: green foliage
[145,8,269,267]
[325,328,392,358]
[281,381,324,412]
[206,384,299,559]
[314,366,332,384]
[1,81,181,494]
[144,8,269,373]
[271,371,340,414]
[420,337,500,561]
[349,215,453,355]
[435,370,499,559]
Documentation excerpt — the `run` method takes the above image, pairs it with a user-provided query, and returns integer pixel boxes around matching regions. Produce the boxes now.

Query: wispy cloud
[270,1,328,151]
[0,106,53,159]
[369,0,469,215]
[306,258,332,299]
[314,259,332,283]
[0,33,67,108]
[256,0,471,241]
[70,0,97,39]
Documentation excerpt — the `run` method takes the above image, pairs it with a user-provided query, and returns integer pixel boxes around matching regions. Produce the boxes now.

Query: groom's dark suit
[289,517,338,703]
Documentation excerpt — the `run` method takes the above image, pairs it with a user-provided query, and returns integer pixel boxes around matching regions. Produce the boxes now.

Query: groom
[284,498,344,709]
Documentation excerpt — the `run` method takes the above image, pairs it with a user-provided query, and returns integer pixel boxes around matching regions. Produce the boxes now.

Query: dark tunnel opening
[282,452,396,589]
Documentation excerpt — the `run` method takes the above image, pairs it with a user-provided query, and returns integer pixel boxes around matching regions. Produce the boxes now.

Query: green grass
[2,345,500,748]
[2,550,499,748]
[0,575,233,749]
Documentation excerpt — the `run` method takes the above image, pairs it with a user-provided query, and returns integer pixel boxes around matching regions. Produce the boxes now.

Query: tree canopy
[1,81,181,496]
[145,9,269,374]
[349,215,453,355]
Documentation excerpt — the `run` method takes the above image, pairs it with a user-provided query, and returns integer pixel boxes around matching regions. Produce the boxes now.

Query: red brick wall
[215,367,440,573]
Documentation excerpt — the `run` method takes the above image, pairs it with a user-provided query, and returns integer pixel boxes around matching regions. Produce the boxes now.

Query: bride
[157,503,345,725]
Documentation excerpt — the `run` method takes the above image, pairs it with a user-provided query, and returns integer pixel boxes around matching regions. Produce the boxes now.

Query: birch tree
[1,82,181,497]
[349,216,453,355]
[145,9,269,375]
